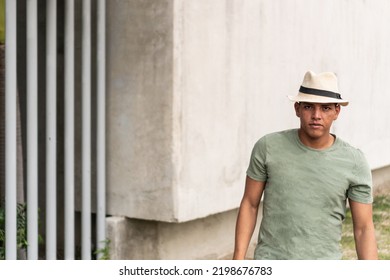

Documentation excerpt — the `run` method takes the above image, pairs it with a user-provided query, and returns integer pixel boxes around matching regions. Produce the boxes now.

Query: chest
[265,146,354,203]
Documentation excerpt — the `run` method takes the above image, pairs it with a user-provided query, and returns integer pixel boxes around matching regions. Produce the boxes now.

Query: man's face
[294,102,340,140]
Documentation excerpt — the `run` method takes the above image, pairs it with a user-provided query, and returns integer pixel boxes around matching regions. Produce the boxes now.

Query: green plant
[0,203,43,259]
[94,238,111,260]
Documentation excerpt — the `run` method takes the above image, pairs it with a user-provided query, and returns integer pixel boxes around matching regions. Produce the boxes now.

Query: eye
[322,106,332,111]
[304,105,313,110]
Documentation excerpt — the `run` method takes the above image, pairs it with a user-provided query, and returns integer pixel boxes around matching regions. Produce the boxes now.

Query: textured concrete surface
[373,166,390,195]
[106,206,262,260]
[106,0,177,221]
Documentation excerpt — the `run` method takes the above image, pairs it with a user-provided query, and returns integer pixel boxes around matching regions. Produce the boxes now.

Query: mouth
[309,123,323,129]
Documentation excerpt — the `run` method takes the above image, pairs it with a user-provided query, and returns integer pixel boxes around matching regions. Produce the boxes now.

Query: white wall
[107,0,390,222]
[172,0,390,221]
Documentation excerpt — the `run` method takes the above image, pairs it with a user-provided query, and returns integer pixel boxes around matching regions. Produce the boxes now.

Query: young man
[233,71,378,260]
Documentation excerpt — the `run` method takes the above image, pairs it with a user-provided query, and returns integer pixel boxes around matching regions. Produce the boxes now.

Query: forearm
[233,202,258,260]
[354,224,378,260]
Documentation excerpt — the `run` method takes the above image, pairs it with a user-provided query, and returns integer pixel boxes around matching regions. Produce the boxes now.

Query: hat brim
[288,92,349,106]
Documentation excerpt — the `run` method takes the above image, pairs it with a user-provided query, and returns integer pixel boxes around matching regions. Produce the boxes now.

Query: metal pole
[96,0,106,259]
[26,0,39,260]
[82,0,92,260]
[64,0,75,260]
[5,0,18,260]
[46,0,57,260]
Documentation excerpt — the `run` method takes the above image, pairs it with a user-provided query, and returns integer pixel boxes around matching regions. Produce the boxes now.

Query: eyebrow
[301,103,334,106]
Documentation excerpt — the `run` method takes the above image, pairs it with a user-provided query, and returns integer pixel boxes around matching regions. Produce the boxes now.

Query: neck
[298,129,335,150]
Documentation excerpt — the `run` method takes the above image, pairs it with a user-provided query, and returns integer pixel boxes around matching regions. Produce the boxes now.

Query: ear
[334,104,341,120]
[294,102,301,117]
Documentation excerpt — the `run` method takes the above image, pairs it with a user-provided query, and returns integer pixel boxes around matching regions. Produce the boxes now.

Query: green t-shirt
[247,129,373,260]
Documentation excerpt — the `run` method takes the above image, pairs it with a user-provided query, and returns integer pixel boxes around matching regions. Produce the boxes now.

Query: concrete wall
[107,0,177,221]
[173,0,262,222]
[106,206,263,260]
[107,0,390,224]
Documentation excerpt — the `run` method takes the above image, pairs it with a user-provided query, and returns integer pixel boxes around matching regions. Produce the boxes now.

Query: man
[233,71,378,260]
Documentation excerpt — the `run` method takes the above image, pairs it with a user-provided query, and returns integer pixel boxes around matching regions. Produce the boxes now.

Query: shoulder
[252,129,296,152]
[335,137,369,165]
[336,137,365,155]
[259,129,297,142]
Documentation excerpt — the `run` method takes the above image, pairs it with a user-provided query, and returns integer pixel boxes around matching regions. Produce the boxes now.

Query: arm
[233,176,266,260]
[349,199,378,260]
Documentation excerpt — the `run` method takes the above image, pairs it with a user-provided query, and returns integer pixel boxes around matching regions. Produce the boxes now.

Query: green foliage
[0,203,43,259]
[373,195,390,211]
[0,0,4,44]
[16,204,28,250]
[94,238,111,260]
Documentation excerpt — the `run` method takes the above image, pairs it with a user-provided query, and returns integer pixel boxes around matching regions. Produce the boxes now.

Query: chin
[304,128,324,139]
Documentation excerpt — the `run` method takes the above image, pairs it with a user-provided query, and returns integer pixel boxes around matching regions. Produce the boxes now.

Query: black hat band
[299,86,342,99]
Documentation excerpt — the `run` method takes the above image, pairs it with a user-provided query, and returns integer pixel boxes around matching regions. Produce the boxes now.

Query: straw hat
[288,71,349,106]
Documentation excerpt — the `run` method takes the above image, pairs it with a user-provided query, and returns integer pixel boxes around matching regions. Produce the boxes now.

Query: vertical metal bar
[5,0,18,260]
[96,0,106,259]
[46,0,57,260]
[82,0,92,260]
[26,0,39,260]
[64,0,75,260]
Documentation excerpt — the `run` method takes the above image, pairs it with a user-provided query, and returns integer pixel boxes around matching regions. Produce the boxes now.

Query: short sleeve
[347,150,373,204]
[246,136,268,182]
